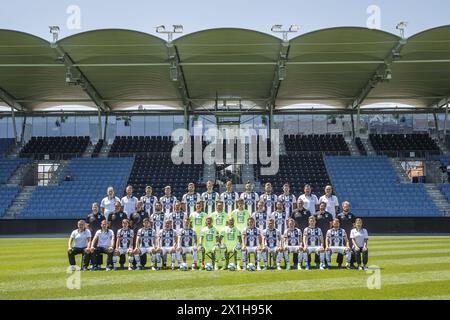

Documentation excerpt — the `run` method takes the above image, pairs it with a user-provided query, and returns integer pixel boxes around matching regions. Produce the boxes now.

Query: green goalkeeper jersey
[200,226,219,251]
[210,211,228,232]
[221,226,241,249]
[229,209,250,232]
[190,211,208,241]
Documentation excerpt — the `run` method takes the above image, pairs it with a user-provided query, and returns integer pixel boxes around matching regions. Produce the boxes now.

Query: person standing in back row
[319,185,339,218]
[299,184,319,216]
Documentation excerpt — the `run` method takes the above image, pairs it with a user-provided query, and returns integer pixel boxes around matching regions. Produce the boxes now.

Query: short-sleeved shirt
[262,228,280,248]
[290,208,311,232]
[116,228,134,249]
[160,195,177,216]
[220,191,239,214]
[273,210,288,234]
[158,228,176,247]
[86,213,106,234]
[140,194,158,215]
[150,212,166,234]
[240,192,260,215]
[94,229,114,248]
[182,192,201,215]
[229,209,250,232]
[316,211,334,235]
[191,211,208,237]
[337,212,357,237]
[210,211,227,233]
[220,226,241,249]
[283,228,302,246]
[179,229,197,248]
[70,229,91,248]
[303,227,322,247]
[121,196,139,217]
[107,211,128,234]
[326,228,348,247]
[299,194,319,215]
[200,226,219,250]
[260,193,278,215]
[278,193,296,216]
[169,211,186,232]
[100,196,120,220]
[318,195,339,218]
[131,210,149,232]
[201,191,220,215]
[252,210,270,232]
[243,227,260,247]
[137,227,157,248]
[350,228,369,248]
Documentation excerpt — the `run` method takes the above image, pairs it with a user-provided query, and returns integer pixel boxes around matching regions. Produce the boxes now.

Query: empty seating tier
[284,134,350,154]
[18,158,134,219]
[369,134,440,157]
[127,154,204,198]
[325,156,442,217]
[20,136,90,160]
[0,138,14,158]
[0,185,20,218]
[0,158,29,184]
[255,153,331,197]
[109,136,173,154]
[355,138,367,156]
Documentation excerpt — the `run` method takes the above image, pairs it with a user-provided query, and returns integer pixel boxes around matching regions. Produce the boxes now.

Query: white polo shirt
[299,194,319,215]
[70,229,91,248]
[318,194,339,218]
[100,196,120,220]
[350,228,369,248]
[121,195,139,217]
[94,229,114,248]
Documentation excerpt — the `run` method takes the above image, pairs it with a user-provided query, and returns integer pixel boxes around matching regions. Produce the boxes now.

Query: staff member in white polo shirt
[350,218,369,270]
[319,185,339,218]
[299,184,319,216]
[68,220,91,271]
[100,186,120,220]
[88,219,114,271]
[121,185,138,218]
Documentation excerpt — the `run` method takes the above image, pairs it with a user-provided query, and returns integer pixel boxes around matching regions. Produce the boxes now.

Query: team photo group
[68,180,369,272]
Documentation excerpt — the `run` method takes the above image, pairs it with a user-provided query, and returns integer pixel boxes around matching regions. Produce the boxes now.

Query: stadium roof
[1,26,450,113]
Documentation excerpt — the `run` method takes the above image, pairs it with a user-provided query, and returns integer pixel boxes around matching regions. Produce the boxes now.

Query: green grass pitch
[1,236,450,300]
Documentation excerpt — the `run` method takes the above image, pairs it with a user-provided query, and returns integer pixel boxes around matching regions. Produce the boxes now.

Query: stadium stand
[355,138,367,156]
[325,156,442,217]
[0,158,29,184]
[20,136,90,160]
[369,134,440,157]
[127,154,204,198]
[18,157,134,219]
[109,136,173,154]
[0,138,14,158]
[91,139,104,158]
[284,134,350,155]
[0,185,20,218]
[432,155,450,167]
[256,153,331,197]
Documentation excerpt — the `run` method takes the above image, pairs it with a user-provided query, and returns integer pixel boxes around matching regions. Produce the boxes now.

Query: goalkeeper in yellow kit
[198,216,220,270]
[218,217,242,270]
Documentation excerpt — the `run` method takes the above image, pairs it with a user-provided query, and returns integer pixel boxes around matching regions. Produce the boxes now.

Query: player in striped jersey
[220,180,239,214]
[150,201,165,235]
[273,201,288,235]
[240,182,259,215]
[210,200,228,233]
[113,219,134,271]
[278,183,296,217]
[169,200,186,236]
[140,186,158,216]
[325,218,351,270]
[177,217,198,270]
[302,216,325,270]
[160,186,177,218]
[158,219,178,270]
[242,217,262,271]
[282,218,303,270]
[219,217,242,270]
[134,218,159,270]
[201,181,220,215]
[261,218,282,270]
[260,182,277,216]
[191,201,208,246]
[253,201,270,233]
[182,182,201,216]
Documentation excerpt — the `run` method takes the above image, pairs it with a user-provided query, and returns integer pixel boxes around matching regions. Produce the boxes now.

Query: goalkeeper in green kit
[198,216,220,270]
[219,217,242,270]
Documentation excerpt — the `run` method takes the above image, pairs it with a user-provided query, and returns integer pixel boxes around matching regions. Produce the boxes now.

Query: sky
[0,0,449,41]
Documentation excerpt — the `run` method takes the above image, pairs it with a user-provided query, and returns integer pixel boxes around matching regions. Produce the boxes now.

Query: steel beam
[0,86,26,111]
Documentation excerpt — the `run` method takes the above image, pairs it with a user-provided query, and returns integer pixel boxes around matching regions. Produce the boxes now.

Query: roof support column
[10,106,18,143]
[184,105,189,130]
[350,113,356,140]
[97,109,103,143]
[444,105,448,137]
[356,105,361,138]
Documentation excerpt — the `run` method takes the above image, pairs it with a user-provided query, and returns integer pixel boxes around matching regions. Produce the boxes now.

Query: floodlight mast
[155,25,184,43]
[271,24,299,42]
[49,26,60,43]
[396,21,408,39]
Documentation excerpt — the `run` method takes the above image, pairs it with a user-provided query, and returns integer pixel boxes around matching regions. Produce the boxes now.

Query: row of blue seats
[0,186,20,217]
